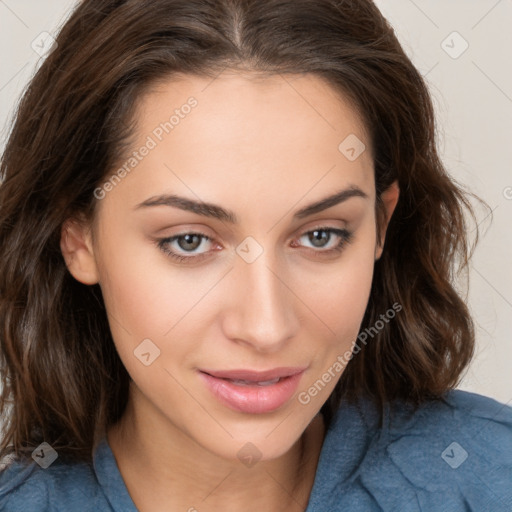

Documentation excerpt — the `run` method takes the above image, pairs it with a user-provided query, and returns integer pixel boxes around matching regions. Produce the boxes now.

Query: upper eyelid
[173,219,347,236]
[165,225,345,240]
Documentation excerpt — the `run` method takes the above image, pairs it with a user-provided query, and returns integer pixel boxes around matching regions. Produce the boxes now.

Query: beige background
[1,1,511,405]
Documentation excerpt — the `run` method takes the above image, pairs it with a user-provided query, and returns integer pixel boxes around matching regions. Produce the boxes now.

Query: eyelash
[156,226,354,264]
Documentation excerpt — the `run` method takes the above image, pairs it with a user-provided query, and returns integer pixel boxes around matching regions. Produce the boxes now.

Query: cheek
[93,231,177,367]
[96,223,207,335]
[94,225,228,388]
[95,252,199,409]
[295,237,376,342]
[292,244,376,405]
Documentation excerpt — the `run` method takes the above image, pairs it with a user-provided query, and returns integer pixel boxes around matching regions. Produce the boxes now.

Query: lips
[201,367,306,382]
[198,366,306,414]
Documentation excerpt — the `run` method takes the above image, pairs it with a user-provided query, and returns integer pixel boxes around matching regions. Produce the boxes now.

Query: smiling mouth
[198,367,307,414]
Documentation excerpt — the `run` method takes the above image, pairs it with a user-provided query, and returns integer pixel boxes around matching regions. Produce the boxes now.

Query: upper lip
[200,367,307,382]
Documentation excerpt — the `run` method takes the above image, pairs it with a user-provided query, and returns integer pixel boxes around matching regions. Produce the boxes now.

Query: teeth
[229,377,281,386]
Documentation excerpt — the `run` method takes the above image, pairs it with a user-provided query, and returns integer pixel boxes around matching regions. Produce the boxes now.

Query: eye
[156,232,214,263]
[156,226,354,264]
[293,227,354,256]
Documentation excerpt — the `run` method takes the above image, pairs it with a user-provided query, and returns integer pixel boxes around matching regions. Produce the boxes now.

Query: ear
[375,180,400,260]
[60,217,99,285]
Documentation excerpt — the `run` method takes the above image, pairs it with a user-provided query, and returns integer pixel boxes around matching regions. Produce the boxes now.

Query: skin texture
[61,72,399,511]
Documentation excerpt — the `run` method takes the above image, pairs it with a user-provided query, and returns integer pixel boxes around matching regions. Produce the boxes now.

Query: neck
[107,386,325,512]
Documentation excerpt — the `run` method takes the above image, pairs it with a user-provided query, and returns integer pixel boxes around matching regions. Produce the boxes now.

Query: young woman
[0,0,510,511]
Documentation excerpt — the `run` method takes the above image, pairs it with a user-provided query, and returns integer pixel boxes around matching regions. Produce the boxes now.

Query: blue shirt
[1,389,511,511]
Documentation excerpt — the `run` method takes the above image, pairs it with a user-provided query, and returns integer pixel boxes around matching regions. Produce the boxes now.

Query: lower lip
[198,370,304,414]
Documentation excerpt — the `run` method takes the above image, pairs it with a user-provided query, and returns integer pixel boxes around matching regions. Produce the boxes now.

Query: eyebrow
[134,185,368,223]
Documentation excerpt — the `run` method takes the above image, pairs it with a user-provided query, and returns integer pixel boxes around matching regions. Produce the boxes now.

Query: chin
[198,412,311,464]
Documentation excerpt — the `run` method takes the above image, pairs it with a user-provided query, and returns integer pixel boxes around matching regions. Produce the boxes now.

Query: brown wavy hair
[0,0,488,464]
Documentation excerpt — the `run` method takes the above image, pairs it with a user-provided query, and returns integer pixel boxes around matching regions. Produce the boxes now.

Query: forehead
[104,72,374,214]
[135,71,370,153]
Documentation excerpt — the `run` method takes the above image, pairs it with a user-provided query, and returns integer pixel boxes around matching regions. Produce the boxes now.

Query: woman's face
[64,72,398,462]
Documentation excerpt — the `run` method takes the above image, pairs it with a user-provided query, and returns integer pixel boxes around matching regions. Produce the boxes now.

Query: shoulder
[315,389,512,511]
[0,450,105,512]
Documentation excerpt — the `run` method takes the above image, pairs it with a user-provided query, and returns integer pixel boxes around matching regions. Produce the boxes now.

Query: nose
[221,247,299,353]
